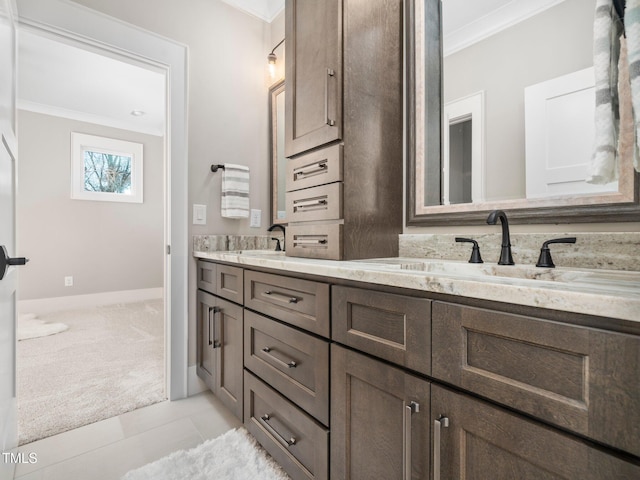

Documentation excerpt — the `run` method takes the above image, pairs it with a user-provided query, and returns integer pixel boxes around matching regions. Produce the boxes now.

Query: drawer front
[244,371,329,480]
[286,183,342,223]
[287,143,343,192]
[432,302,640,457]
[332,286,431,376]
[197,260,216,294]
[244,310,330,425]
[215,264,243,304]
[244,270,330,338]
[286,223,342,260]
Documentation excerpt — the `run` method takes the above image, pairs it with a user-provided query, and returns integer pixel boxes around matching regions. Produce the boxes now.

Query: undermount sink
[354,258,640,294]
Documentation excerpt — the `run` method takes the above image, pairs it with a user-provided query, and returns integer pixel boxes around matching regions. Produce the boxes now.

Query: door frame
[17,0,189,400]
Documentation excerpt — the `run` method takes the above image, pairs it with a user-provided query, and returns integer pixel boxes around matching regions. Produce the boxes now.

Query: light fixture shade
[268,52,277,65]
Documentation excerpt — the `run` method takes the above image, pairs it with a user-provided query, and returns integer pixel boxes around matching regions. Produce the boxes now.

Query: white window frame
[71,132,143,203]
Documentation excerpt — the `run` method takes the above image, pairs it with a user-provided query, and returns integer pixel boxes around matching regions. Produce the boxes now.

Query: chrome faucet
[267,224,285,251]
[486,210,514,265]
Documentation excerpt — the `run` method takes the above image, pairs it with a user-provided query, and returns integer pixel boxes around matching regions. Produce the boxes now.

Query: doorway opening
[15,26,168,445]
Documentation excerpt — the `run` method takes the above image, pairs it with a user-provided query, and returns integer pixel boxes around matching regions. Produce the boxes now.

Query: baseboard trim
[17,288,164,315]
[187,365,209,397]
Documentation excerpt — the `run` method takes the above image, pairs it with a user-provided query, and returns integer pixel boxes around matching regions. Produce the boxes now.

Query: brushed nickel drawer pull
[325,68,336,127]
[295,162,328,178]
[212,306,221,349]
[404,401,420,480]
[263,290,299,304]
[262,347,298,368]
[293,238,328,246]
[294,198,328,210]
[260,414,297,447]
[207,307,214,346]
[433,415,449,480]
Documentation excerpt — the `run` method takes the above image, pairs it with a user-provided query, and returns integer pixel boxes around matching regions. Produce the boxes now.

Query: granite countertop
[193,250,640,323]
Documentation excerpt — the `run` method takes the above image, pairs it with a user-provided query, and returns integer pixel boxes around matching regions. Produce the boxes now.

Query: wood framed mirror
[269,79,286,225]
[406,0,640,226]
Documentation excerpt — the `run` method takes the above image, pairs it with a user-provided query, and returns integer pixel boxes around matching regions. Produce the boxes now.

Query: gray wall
[443,0,594,201]
[17,110,164,300]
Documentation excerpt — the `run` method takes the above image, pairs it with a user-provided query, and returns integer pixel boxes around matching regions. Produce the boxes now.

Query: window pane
[83,150,133,194]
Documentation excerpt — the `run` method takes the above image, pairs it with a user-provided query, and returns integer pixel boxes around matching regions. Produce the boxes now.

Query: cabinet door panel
[285,0,341,157]
[331,344,430,480]
[215,297,243,421]
[196,290,215,390]
[432,385,640,479]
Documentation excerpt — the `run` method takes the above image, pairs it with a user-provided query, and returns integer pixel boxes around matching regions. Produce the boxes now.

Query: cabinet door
[214,297,244,421]
[285,0,341,157]
[331,345,430,480]
[196,290,215,390]
[431,385,640,480]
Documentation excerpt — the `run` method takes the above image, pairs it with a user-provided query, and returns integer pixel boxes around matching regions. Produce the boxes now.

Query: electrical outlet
[250,209,261,228]
[64,276,73,287]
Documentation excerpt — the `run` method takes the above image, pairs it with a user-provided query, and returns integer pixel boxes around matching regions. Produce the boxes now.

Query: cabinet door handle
[208,307,214,346]
[295,162,328,179]
[263,290,299,304]
[292,238,328,246]
[261,414,297,447]
[325,68,336,127]
[404,401,420,480]
[433,415,449,480]
[294,198,328,210]
[212,306,221,349]
[262,347,297,368]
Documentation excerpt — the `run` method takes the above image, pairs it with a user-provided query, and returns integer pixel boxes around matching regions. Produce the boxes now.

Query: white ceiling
[16,0,565,137]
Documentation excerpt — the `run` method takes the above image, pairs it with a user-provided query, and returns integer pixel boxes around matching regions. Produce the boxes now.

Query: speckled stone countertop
[193,249,640,323]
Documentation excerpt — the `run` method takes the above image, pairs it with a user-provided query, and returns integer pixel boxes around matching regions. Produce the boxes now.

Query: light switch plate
[193,204,206,225]
[250,209,261,228]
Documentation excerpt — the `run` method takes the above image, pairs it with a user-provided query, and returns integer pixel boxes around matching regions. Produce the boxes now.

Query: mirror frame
[269,78,286,226]
[406,0,640,227]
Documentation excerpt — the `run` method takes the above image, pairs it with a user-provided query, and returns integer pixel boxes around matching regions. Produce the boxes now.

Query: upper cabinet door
[285,0,342,157]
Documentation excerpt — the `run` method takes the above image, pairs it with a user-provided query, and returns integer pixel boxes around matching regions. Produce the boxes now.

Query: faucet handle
[536,237,577,268]
[455,237,483,264]
[271,237,282,252]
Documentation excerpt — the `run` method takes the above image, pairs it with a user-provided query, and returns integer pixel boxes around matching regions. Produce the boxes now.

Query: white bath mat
[17,313,69,340]
[121,427,291,480]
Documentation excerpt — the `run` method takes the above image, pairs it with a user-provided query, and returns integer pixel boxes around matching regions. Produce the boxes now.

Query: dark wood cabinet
[431,384,640,480]
[196,289,243,420]
[284,0,404,260]
[331,344,431,480]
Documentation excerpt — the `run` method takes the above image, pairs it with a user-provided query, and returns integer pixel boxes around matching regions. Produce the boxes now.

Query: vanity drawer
[286,143,343,192]
[196,261,243,304]
[286,183,343,223]
[244,310,329,425]
[286,223,342,260]
[244,270,330,338]
[432,301,640,457]
[197,260,216,293]
[332,286,431,376]
[244,371,329,480]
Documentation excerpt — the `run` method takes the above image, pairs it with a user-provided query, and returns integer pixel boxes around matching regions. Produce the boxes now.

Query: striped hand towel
[588,0,623,184]
[221,164,250,218]
[625,0,640,173]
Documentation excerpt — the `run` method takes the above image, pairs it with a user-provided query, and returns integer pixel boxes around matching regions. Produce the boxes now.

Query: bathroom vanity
[194,250,640,479]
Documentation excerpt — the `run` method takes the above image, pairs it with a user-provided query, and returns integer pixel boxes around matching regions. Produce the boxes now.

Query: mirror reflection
[270,79,286,225]
[412,0,640,223]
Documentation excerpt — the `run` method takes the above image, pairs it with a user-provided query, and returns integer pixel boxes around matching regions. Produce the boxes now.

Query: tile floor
[12,391,241,480]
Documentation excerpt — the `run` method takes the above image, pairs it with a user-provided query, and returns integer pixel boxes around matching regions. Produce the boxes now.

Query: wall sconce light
[268,38,285,78]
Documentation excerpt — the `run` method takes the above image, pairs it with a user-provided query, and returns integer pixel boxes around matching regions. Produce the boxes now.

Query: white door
[0,0,18,472]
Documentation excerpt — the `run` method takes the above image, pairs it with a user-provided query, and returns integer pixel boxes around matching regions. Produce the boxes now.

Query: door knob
[1,245,29,280]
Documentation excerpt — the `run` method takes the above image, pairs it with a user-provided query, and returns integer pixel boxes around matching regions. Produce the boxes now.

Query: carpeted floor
[17,299,166,445]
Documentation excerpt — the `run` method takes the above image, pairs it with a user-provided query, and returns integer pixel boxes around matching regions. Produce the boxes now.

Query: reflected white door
[0,0,18,470]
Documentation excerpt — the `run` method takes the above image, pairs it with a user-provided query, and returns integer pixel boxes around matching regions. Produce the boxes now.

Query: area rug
[122,427,291,480]
[17,313,69,340]
[17,299,165,445]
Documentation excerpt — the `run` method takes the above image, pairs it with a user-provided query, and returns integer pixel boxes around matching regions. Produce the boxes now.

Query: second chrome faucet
[486,210,514,265]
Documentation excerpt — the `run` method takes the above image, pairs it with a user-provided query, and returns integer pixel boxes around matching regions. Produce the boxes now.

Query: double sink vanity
[193,245,640,479]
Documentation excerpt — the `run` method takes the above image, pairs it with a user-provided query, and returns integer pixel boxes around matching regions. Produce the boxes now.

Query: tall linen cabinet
[284,0,405,260]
